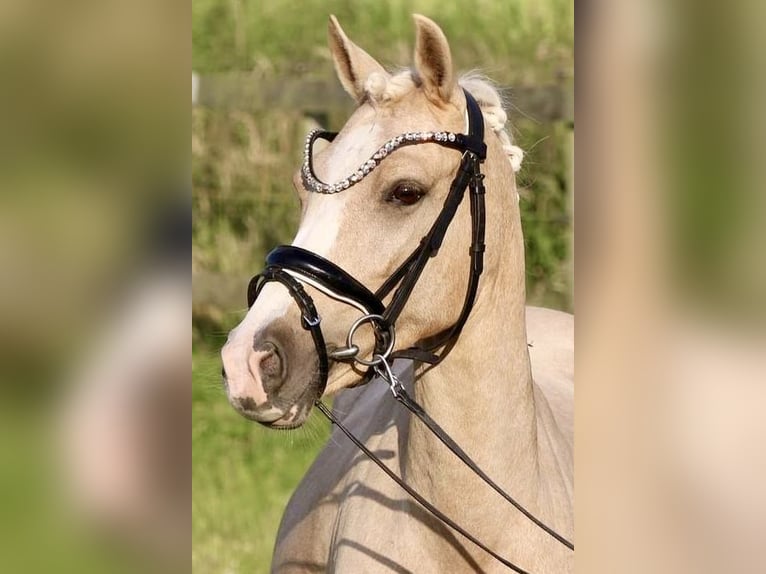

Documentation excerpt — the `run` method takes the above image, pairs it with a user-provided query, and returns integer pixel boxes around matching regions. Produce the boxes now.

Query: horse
[221,14,573,573]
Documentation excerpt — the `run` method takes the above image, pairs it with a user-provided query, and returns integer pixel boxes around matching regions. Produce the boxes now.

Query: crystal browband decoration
[302,128,461,194]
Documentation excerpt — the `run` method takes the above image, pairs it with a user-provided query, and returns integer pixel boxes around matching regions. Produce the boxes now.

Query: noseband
[246,89,573,570]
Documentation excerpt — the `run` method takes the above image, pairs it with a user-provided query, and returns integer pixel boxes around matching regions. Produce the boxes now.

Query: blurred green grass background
[193,354,330,573]
[192,1,572,571]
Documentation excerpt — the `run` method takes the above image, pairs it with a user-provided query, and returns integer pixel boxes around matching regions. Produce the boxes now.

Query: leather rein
[246,90,573,571]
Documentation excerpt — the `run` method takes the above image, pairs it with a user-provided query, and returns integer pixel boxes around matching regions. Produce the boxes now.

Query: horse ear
[413,14,456,105]
[328,15,388,103]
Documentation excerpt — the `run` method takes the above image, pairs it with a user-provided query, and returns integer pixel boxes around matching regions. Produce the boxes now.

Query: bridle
[246,90,574,571]
[249,90,490,384]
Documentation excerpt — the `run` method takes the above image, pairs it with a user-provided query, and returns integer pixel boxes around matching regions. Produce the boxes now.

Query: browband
[302,93,485,195]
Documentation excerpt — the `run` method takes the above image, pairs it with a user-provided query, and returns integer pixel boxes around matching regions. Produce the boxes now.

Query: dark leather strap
[380,154,477,327]
[383,90,488,364]
[315,401,532,574]
[248,267,329,397]
[266,245,385,315]
[374,85,486,303]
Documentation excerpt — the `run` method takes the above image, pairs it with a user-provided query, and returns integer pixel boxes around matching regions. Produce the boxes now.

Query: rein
[246,90,573,570]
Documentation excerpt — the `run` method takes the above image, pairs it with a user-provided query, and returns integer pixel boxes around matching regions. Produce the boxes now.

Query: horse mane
[363,69,524,172]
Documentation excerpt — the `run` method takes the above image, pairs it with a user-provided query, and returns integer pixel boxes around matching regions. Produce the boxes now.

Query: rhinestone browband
[301,128,463,194]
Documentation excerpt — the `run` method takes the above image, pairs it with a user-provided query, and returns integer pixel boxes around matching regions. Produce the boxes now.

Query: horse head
[221,15,521,428]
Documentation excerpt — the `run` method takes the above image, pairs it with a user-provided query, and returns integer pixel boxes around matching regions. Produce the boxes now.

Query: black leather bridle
[249,90,489,389]
[246,90,573,571]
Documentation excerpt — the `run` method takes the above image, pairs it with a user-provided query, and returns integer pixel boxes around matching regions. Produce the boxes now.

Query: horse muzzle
[221,294,323,429]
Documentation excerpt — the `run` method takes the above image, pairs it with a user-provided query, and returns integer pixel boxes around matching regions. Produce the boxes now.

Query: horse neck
[402,155,539,520]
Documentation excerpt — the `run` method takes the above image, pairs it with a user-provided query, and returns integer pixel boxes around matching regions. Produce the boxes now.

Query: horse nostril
[259,343,282,377]
[253,341,285,393]
[260,348,280,378]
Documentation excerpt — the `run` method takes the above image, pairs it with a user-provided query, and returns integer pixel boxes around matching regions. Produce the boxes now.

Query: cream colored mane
[362,69,524,173]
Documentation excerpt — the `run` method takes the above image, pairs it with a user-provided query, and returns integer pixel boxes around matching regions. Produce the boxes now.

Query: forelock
[364,69,417,105]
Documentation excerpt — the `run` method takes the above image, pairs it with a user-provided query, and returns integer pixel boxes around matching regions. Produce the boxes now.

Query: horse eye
[387,183,425,206]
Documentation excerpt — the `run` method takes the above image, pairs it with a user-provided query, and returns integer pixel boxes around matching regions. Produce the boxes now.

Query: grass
[192,351,330,573]
[193,0,573,85]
